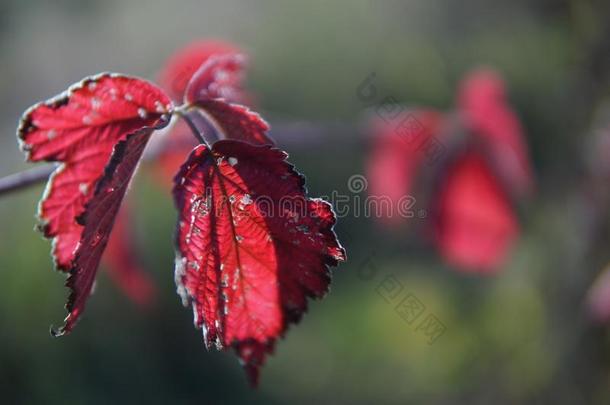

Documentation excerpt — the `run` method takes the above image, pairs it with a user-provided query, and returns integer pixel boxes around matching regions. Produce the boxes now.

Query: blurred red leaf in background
[366,68,533,273]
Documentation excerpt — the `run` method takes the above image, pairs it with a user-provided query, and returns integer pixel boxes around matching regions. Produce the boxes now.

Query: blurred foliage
[1,0,610,403]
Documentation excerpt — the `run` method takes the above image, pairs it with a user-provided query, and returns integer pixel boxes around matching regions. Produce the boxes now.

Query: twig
[0,120,363,198]
[0,164,56,196]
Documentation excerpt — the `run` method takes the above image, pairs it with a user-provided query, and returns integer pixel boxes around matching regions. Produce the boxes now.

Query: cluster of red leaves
[367,68,533,274]
[17,40,345,385]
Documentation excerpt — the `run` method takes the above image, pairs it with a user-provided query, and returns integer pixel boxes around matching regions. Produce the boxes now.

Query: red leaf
[173,140,345,385]
[185,54,247,104]
[153,41,258,186]
[152,100,272,190]
[458,68,533,195]
[17,74,171,332]
[53,128,156,336]
[18,74,172,271]
[196,100,274,145]
[433,153,518,273]
[102,202,156,307]
[366,109,444,227]
[158,40,244,102]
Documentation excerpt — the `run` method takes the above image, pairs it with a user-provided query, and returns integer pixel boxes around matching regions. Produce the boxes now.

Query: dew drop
[82,115,93,125]
[296,225,310,233]
[228,157,238,166]
[109,88,118,98]
[137,108,148,119]
[124,93,133,101]
[240,194,252,205]
[78,182,88,195]
[154,100,166,113]
[194,199,209,217]
[215,70,229,81]
[47,129,57,140]
[91,97,101,110]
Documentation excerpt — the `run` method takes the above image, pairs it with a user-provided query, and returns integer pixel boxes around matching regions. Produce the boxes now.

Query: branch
[0,164,56,196]
[0,120,363,198]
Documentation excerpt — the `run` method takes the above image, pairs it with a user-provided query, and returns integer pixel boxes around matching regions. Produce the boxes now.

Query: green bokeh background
[1,0,609,403]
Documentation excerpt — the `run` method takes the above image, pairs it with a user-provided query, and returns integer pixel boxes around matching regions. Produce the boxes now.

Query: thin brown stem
[0,164,56,196]
[0,120,361,198]
[179,110,208,146]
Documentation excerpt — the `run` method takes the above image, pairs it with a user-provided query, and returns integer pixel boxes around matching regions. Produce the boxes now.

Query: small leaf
[173,140,345,385]
[196,100,274,145]
[458,68,533,196]
[366,109,444,227]
[184,54,247,104]
[434,153,518,273]
[158,40,243,102]
[154,41,255,185]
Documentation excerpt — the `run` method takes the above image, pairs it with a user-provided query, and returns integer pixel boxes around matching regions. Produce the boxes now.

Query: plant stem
[179,110,208,146]
[0,120,361,198]
[0,164,56,196]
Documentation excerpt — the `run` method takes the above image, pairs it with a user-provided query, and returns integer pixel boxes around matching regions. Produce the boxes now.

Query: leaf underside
[18,74,171,331]
[54,129,155,335]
